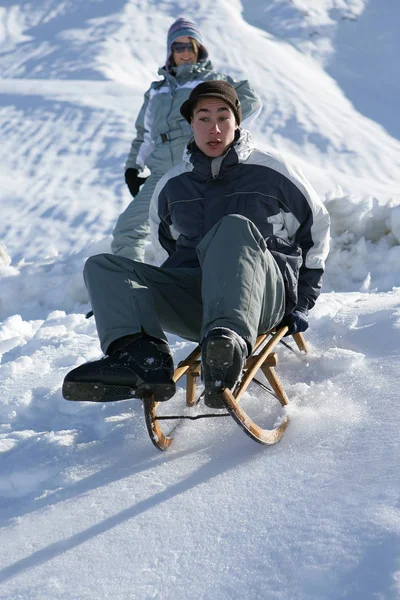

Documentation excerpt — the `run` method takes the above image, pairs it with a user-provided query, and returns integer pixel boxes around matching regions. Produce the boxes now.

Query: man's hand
[125,168,148,197]
[279,309,309,336]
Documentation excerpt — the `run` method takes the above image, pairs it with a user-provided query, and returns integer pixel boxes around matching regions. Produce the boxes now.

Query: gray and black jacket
[149,129,330,313]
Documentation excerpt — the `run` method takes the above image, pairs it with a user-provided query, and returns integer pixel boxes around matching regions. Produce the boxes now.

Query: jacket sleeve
[281,163,331,311]
[229,79,262,126]
[125,86,154,172]
[294,205,330,312]
[149,174,175,265]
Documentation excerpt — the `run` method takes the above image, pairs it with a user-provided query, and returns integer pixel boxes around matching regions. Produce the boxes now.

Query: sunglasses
[171,42,196,54]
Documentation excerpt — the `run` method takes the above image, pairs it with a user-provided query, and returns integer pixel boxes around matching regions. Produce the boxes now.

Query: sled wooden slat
[243,351,277,371]
[173,346,201,382]
[143,326,307,451]
[233,326,288,402]
[143,398,173,451]
[186,361,201,407]
[293,332,308,353]
[260,365,290,406]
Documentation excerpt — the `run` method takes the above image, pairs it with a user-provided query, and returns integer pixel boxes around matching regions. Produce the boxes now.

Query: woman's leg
[111,172,162,262]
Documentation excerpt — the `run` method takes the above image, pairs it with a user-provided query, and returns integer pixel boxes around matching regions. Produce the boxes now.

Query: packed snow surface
[0,1,399,598]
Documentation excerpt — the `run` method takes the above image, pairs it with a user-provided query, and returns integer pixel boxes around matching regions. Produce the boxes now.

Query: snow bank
[324,191,400,292]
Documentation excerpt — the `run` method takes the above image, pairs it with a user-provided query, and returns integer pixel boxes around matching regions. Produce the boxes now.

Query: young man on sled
[63,81,330,408]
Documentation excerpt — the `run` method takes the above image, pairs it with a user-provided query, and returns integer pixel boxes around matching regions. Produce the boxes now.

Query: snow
[0,0,399,598]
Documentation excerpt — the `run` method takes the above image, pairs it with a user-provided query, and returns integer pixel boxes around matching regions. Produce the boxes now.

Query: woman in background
[112,17,261,262]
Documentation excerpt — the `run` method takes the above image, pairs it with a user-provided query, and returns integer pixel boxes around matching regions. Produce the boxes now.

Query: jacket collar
[182,128,256,177]
[158,60,214,85]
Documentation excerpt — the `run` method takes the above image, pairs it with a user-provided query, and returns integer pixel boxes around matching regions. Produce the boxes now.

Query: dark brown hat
[180,80,242,124]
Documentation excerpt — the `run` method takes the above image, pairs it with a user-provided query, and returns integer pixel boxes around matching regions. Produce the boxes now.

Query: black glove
[125,168,148,197]
[279,309,309,336]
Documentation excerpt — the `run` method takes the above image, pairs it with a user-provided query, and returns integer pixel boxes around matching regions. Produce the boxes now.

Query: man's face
[190,98,238,157]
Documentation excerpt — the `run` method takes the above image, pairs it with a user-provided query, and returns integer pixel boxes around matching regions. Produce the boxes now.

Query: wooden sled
[143,328,308,451]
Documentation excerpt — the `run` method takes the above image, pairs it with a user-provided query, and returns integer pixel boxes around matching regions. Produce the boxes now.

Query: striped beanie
[166,17,209,70]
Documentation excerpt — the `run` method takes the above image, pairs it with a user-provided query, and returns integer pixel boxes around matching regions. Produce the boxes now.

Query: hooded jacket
[149,129,331,313]
[125,61,261,175]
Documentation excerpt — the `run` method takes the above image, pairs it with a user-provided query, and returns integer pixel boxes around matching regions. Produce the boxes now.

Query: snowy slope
[242,0,400,140]
[1,0,400,265]
[0,1,399,598]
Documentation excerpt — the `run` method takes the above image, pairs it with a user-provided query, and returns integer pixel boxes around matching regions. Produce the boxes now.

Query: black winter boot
[62,335,175,403]
[202,328,247,408]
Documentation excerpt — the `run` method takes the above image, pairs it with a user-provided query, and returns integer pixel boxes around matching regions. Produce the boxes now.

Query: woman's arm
[230,79,262,126]
[125,87,154,172]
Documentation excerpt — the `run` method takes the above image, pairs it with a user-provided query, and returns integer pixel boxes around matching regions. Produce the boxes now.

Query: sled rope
[279,337,309,362]
[154,412,230,421]
[251,376,277,397]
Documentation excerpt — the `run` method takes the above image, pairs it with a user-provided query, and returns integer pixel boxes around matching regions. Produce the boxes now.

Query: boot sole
[204,389,226,409]
[203,337,235,409]
[62,380,175,403]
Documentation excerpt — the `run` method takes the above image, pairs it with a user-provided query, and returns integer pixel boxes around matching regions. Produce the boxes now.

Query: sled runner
[144,327,308,451]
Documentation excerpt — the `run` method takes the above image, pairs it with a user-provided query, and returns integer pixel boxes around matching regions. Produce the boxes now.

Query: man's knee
[84,253,131,281]
[219,214,251,228]
[84,253,108,277]
[216,214,264,245]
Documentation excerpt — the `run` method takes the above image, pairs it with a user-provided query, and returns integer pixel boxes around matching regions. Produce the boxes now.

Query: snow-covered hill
[0,1,399,598]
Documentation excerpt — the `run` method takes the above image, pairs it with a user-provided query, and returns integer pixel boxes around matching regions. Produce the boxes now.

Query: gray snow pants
[85,215,286,355]
[111,172,162,262]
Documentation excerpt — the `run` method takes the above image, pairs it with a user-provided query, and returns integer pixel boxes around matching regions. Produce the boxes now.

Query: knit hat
[180,80,242,125]
[166,17,208,70]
